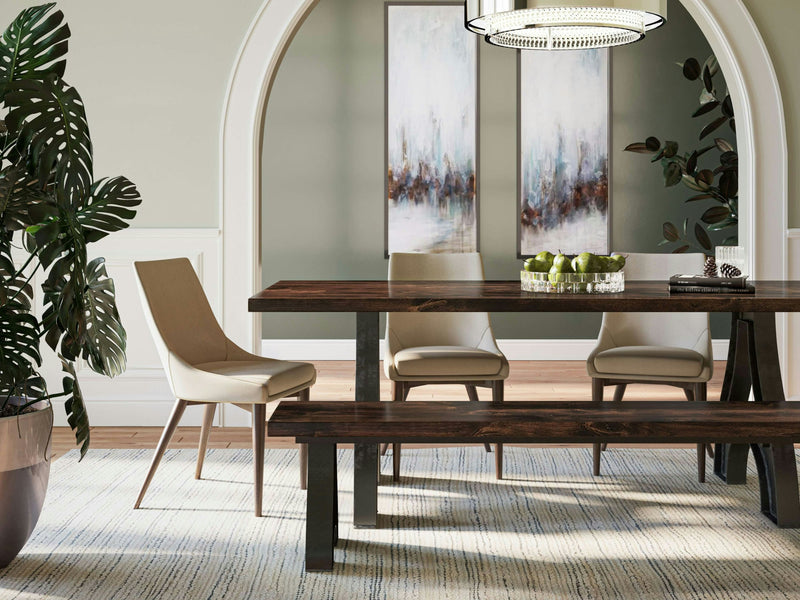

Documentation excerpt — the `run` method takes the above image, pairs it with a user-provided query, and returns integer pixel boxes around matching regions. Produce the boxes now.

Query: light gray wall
[740,0,800,229]
[261,0,731,339]
[0,0,263,228]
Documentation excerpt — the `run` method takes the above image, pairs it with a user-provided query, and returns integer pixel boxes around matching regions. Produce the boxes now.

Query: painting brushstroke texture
[519,49,609,256]
[386,3,478,255]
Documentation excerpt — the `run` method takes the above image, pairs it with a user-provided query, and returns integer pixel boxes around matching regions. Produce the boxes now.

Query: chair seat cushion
[393,346,504,377]
[593,346,705,378]
[194,359,316,398]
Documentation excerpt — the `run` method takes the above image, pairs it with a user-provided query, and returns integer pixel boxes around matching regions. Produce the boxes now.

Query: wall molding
[47,228,223,428]
[262,338,731,362]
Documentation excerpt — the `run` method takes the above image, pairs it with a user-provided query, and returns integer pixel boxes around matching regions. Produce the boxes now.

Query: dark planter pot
[0,400,52,568]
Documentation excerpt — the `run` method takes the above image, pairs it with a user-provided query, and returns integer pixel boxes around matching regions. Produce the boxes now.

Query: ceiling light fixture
[465,1,667,50]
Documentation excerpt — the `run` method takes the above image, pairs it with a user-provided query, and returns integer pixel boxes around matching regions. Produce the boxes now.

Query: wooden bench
[267,399,800,571]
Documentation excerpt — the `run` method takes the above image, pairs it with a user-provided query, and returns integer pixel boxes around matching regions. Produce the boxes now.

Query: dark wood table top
[249,280,800,313]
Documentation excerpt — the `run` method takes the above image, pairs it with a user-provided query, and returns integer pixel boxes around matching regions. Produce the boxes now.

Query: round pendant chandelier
[465,1,667,50]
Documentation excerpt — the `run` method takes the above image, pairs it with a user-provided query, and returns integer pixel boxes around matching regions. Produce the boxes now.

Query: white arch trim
[221,0,787,355]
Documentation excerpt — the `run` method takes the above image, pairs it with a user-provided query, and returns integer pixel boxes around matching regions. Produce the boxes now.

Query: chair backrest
[385,253,496,350]
[134,258,229,368]
[603,252,710,352]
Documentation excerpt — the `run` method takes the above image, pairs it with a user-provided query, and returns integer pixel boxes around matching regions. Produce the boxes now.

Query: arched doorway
[220,0,787,360]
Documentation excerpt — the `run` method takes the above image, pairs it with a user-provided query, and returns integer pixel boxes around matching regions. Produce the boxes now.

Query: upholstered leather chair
[382,252,509,480]
[587,252,713,481]
[133,258,316,516]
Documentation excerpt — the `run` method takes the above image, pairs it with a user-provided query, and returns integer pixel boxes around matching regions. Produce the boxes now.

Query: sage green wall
[261,0,729,339]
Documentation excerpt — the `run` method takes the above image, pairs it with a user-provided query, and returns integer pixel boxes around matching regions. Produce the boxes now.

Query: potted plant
[0,3,140,567]
[625,55,738,254]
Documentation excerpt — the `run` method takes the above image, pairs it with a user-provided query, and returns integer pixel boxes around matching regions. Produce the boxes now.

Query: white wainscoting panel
[43,229,222,428]
[787,230,800,400]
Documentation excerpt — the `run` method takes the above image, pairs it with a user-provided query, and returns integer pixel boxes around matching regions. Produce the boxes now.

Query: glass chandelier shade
[465,1,667,50]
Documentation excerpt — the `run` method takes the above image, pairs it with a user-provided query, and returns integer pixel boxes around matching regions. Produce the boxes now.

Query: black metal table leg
[716,312,800,527]
[353,311,379,528]
[306,442,338,571]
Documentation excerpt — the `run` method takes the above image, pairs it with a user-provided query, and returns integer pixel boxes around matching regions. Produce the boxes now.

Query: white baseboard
[261,338,731,362]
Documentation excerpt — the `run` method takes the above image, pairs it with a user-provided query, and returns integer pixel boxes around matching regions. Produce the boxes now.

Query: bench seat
[267,399,800,571]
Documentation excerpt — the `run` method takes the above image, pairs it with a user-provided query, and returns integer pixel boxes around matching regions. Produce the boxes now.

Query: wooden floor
[51,360,727,459]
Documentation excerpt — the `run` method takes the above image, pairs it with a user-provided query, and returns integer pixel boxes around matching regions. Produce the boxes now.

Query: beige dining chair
[133,258,316,516]
[587,252,713,482]
[382,252,509,480]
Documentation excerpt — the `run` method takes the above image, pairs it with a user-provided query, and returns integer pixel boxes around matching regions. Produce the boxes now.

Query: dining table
[250,279,800,529]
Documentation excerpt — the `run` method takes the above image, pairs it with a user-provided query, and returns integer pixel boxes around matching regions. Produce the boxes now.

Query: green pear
[608,255,626,272]
[524,255,551,272]
[535,250,555,271]
[574,252,601,274]
[548,253,574,283]
[595,256,612,272]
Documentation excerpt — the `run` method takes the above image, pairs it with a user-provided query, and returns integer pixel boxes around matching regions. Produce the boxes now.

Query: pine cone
[703,256,718,278]
[719,263,742,278]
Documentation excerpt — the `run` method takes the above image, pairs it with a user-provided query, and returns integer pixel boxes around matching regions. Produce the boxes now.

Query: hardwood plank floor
[52,360,727,459]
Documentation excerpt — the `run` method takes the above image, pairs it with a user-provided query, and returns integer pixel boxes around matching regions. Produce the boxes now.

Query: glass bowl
[520,270,625,294]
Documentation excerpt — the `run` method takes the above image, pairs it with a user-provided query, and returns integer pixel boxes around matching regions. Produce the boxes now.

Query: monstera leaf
[5,74,92,203]
[0,3,69,99]
[77,177,141,242]
[61,359,89,458]
[0,300,41,394]
[0,238,34,311]
[81,257,126,376]
[40,254,126,377]
[0,164,53,231]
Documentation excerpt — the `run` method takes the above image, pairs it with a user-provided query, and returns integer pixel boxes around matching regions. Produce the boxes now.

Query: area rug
[1,447,799,600]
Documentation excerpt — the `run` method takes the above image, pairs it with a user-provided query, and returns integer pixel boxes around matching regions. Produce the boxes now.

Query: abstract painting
[518,49,609,257]
[385,2,478,256]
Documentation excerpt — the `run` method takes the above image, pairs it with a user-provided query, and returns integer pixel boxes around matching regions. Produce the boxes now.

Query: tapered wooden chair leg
[495,443,504,480]
[390,381,406,481]
[195,403,216,479]
[592,378,604,475]
[298,388,310,490]
[466,385,492,453]
[392,443,401,481]
[135,399,188,509]
[492,382,505,478]
[694,382,708,483]
[253,403,266,517]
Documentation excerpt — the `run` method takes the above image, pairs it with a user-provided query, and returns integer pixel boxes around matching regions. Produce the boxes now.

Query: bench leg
[306,442,338,571]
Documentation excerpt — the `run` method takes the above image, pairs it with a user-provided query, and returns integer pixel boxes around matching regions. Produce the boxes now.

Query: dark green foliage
[0,4,140,459]
[625,55,738,254]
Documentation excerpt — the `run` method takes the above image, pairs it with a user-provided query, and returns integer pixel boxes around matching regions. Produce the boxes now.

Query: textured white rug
[1,447,800,600]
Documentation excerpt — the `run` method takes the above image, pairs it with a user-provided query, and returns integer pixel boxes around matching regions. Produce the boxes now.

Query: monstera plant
[0,3,140,448]
[0,3,140,566]
[625,55,737,253]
